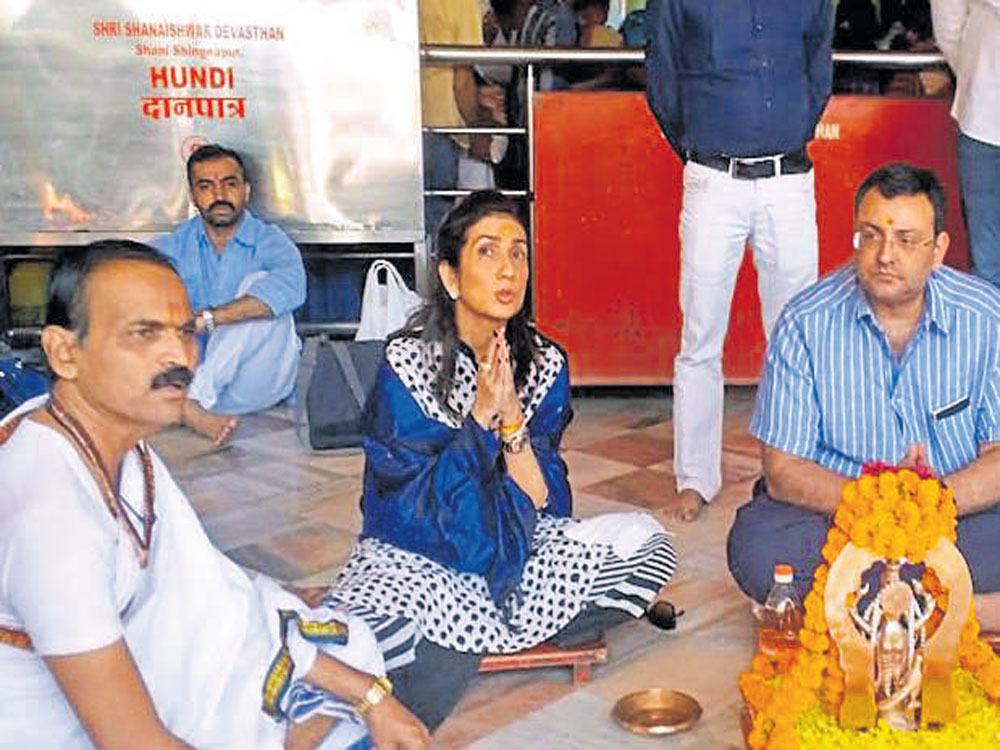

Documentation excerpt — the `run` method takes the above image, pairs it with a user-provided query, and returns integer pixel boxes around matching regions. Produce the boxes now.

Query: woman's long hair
[405,190,539,417]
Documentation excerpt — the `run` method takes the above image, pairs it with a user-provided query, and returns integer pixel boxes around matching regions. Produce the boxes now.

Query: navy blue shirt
[645,0,833,160]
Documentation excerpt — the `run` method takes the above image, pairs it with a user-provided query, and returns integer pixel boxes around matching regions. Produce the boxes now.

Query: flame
[40,182,91,225]
[269,151,295,216]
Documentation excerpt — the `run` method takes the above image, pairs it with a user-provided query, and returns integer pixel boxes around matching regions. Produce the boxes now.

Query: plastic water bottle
[756,563,804,656]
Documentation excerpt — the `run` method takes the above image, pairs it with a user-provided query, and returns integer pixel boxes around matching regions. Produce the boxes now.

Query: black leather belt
[689,150,812,180]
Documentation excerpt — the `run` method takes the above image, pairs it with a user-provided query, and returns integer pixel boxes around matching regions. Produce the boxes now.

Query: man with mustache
[727,163,1000,632]
[0,240,428,749]
[154,143,306,444]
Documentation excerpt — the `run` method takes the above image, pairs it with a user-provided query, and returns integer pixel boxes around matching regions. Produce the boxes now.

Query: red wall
[533,93,968,385]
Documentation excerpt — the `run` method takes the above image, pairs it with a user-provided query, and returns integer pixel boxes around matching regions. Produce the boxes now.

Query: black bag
[297,337,386,450]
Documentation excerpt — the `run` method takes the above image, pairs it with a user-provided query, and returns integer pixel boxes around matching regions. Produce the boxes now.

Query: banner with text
[0,1,423,242]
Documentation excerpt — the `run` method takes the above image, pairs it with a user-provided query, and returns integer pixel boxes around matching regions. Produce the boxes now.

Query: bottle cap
[774,563,794,584]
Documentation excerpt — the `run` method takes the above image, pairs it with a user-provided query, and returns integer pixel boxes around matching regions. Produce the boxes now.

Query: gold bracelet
[500,416,524,436]
[356,675,393,716]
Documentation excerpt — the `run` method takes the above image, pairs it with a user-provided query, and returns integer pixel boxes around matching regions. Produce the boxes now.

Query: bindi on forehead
[498,222,523,239]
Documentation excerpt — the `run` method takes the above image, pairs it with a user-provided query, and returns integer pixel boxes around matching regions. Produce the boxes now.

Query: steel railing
[420,45,950,242]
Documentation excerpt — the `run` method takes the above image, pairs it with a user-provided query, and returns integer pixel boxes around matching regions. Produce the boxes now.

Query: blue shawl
[359,336,573,606]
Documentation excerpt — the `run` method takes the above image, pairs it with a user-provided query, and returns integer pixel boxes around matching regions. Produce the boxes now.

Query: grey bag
[295,337,385,450]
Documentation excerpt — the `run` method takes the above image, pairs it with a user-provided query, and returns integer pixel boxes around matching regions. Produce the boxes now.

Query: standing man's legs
[958,133,1000,289]
[671,163,752,521]
[749,168,819,339]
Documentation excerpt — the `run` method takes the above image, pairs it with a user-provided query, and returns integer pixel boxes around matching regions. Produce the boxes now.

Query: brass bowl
[612,688,703,736]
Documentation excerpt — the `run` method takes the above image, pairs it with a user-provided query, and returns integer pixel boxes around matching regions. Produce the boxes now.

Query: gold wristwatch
[356,675,393,716]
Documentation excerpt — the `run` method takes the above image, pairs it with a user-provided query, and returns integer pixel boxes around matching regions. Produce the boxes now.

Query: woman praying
[327,191,678,730]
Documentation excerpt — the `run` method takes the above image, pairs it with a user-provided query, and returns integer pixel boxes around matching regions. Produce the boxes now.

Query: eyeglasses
[853,227,935,253]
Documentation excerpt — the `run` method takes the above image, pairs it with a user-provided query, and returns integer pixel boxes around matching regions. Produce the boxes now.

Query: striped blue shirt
[752,264,1000,477]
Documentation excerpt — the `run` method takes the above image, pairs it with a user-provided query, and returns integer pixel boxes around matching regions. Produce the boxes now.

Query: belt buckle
[771,154,783,177]
[734,154,781,179]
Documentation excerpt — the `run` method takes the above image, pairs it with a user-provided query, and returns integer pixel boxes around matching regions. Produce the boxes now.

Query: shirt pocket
[931,395,971,422]
[927,392,977,467]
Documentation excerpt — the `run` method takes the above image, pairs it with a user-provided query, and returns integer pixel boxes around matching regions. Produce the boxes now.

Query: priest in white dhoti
[0,240,428,750]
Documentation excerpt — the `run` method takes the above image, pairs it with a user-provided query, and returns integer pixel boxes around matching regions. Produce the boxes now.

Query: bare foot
[284,714,337,750]
[182,398,239,446]
[662,488,707,523]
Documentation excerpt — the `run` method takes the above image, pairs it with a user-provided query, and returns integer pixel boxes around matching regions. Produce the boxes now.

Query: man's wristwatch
[356,675,392,716]
[200,308,216,333]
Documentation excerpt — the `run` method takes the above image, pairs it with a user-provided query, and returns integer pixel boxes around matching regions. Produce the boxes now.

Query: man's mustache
[209,200,235,212]
[151,365,194,390]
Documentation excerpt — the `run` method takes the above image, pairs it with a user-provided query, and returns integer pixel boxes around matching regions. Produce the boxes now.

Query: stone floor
[151,386,763,749]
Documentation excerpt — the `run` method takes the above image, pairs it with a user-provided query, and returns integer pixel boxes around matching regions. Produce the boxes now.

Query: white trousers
[673,161,818,501]
[188,272,301,415]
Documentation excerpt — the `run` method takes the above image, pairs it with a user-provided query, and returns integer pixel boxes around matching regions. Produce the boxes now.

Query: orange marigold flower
[886,528,908,560]
[821,529,848,562]
[963,611,982,640]
[751,653,776,678]
[979,659,1000,697]
[825,656,844,681]
[773,648,798,674]
[741,672,775,711]
[800,629,830,653]
[812,564,829,587]
[840,480,858,507]
[856,474,878,501]
[877,470,898,498]
[917,477,941,507]
[747,724,769,750]
[961,639,994,671]
[803,608,826,634]
[898,468,920,493]
[794,656,825,690]
[767,722,801,750]
[832,505,854,533]
[897,502,921,531]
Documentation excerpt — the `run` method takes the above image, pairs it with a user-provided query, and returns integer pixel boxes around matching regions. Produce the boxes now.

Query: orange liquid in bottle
[757,607,803,656]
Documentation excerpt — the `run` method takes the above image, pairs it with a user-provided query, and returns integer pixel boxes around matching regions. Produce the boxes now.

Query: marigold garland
[740,465,1000,749]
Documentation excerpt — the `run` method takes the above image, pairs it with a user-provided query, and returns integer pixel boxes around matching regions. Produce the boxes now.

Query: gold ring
[480,363,492,373]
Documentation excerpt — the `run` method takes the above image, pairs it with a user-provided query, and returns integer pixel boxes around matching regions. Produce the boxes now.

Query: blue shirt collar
[195,210,255,252]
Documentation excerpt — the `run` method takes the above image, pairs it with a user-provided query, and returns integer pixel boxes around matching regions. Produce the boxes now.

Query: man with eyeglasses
[727,163,1000,631]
